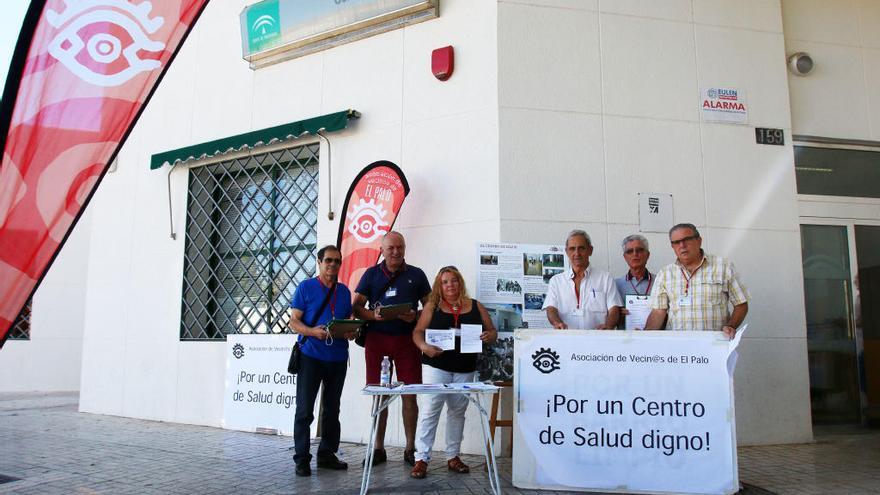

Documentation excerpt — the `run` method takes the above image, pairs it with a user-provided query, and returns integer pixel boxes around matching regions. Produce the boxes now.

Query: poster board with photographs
[476,242,568,381]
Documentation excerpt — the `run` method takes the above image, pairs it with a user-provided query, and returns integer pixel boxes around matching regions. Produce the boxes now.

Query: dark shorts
[364,332,422,385]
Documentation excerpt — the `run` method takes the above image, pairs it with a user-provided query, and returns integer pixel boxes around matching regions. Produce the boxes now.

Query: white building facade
[3,0,879,451]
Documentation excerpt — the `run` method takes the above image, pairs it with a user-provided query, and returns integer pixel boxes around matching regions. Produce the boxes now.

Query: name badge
[385,288,397,299]
[569,307,583,317]
[678,294,692,307]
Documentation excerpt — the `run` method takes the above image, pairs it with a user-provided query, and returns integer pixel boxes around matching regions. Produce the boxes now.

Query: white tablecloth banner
[223,334,297,435]
[513,329,744,495]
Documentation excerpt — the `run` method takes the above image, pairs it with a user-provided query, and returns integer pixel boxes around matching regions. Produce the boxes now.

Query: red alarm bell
[432,45,454,81]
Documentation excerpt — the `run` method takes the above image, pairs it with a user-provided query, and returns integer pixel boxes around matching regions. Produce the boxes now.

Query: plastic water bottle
[380,356,391,387]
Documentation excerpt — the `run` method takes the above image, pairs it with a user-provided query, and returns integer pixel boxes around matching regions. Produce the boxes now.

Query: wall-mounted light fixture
[788,52,814,76]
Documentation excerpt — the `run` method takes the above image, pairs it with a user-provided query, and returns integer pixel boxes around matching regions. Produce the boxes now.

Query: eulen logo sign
[701,86,748,124]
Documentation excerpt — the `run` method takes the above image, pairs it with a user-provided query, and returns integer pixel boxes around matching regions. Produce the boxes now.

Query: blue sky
[1,1,31,93]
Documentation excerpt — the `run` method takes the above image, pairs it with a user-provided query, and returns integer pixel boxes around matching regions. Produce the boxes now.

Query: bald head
[381,231,406,270]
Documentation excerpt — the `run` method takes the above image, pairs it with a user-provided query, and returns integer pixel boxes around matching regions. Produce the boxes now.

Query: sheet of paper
[400,384,449,392]
[426,329,455,350]
[446,382,498,391]
[624,295,651,330]
[459,324,483,353]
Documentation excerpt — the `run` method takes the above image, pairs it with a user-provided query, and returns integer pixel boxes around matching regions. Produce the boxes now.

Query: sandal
[411,460,428,479]
[447,456,470,474]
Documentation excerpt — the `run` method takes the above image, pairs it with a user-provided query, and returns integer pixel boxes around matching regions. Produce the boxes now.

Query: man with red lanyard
[645,223,749,338]
[543,229,621,329]
[614,234,654,330]
[353,231,431,466]
[289,245,354,476]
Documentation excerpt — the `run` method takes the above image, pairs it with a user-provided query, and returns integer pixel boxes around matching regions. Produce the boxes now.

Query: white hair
[621,234,649,253]
[565,229,592,247]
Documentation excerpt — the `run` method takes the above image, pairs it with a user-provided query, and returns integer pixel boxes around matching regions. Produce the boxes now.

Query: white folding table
[360,383,501,495]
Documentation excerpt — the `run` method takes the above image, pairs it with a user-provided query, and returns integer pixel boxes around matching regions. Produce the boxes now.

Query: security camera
[788,52,814,76]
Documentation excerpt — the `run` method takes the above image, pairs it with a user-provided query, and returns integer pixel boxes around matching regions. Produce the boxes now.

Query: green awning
[150,109,360,169]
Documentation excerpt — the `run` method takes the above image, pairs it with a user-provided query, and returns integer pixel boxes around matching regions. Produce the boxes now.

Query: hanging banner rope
[0,0,211,347]
[335,161,410,291]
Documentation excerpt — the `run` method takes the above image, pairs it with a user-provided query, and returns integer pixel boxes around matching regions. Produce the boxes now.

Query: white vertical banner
[513,329,742,495]
[223,334,298,435]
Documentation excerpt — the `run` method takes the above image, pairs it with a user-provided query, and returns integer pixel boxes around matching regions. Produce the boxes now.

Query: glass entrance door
[801,223,880,424]
[796,140,880,425]
[854,226,880,424]
[800,225,861,423]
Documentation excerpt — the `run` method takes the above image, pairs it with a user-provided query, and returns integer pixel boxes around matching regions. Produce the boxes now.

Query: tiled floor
[1,392,878,494]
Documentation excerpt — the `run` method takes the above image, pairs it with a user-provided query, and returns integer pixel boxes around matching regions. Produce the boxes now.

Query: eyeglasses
[322,257,342,264]
[624,247,647,255]
[670,235,699,247]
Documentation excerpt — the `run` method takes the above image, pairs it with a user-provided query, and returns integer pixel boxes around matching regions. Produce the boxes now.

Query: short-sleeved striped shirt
[649,253,749,331]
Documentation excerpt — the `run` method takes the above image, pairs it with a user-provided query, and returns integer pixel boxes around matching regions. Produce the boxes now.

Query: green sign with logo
[240,0,439,66]
[246,0,282,53]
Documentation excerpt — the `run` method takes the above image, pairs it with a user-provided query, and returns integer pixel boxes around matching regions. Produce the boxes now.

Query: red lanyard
[629,272,652,296]
[380,262,403,280]
[679,265,702,296]
[442,300,462,328]
[322,281,338,318]
[572,270,588,308]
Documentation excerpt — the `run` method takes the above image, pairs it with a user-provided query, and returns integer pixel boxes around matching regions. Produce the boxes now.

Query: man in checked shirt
[644,223,749,338]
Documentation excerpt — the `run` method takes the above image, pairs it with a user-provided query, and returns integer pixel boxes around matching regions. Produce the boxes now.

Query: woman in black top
[410,266,497,479]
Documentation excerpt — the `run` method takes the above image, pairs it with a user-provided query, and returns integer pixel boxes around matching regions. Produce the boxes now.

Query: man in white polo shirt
[543,229,621,329]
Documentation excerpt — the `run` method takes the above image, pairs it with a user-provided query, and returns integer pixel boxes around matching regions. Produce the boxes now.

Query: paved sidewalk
[1,392,878,494]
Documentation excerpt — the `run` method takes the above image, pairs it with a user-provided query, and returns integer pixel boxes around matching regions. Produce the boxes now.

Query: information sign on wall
[240,0,439,68]
[513,329,743,495]
[701,87,748,124]
[638,192,673,233]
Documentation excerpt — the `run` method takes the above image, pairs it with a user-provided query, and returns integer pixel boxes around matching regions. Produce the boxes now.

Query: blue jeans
[294,352,347,464]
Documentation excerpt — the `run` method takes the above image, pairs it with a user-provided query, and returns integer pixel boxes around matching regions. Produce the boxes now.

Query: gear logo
[532,348,560,374]
[47,0,166,87]
[232,343,245,359]
[347,199,389,244]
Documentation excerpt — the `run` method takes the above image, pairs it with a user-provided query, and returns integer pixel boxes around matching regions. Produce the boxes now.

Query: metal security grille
[8,299,31,340]
[180,144,319,340]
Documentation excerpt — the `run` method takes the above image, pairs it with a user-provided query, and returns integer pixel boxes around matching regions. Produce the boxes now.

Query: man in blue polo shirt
[614,234,654,330]
[353,231,431,466]
[289,245,354,477]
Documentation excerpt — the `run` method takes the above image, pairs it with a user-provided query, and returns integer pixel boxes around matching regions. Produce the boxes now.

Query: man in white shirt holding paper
[543,229,621,329]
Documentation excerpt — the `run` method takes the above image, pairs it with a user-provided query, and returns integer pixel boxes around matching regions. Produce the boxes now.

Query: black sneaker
[317,453,348,470]
[403,449,416,466]
[295,462,311,477]
[363,448,387,467]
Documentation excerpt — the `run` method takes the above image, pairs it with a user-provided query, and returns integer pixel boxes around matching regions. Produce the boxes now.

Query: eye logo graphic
[46,0,166,87]
[232,343,245,359]
[532,348,560,374]
[348,199,389,244]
